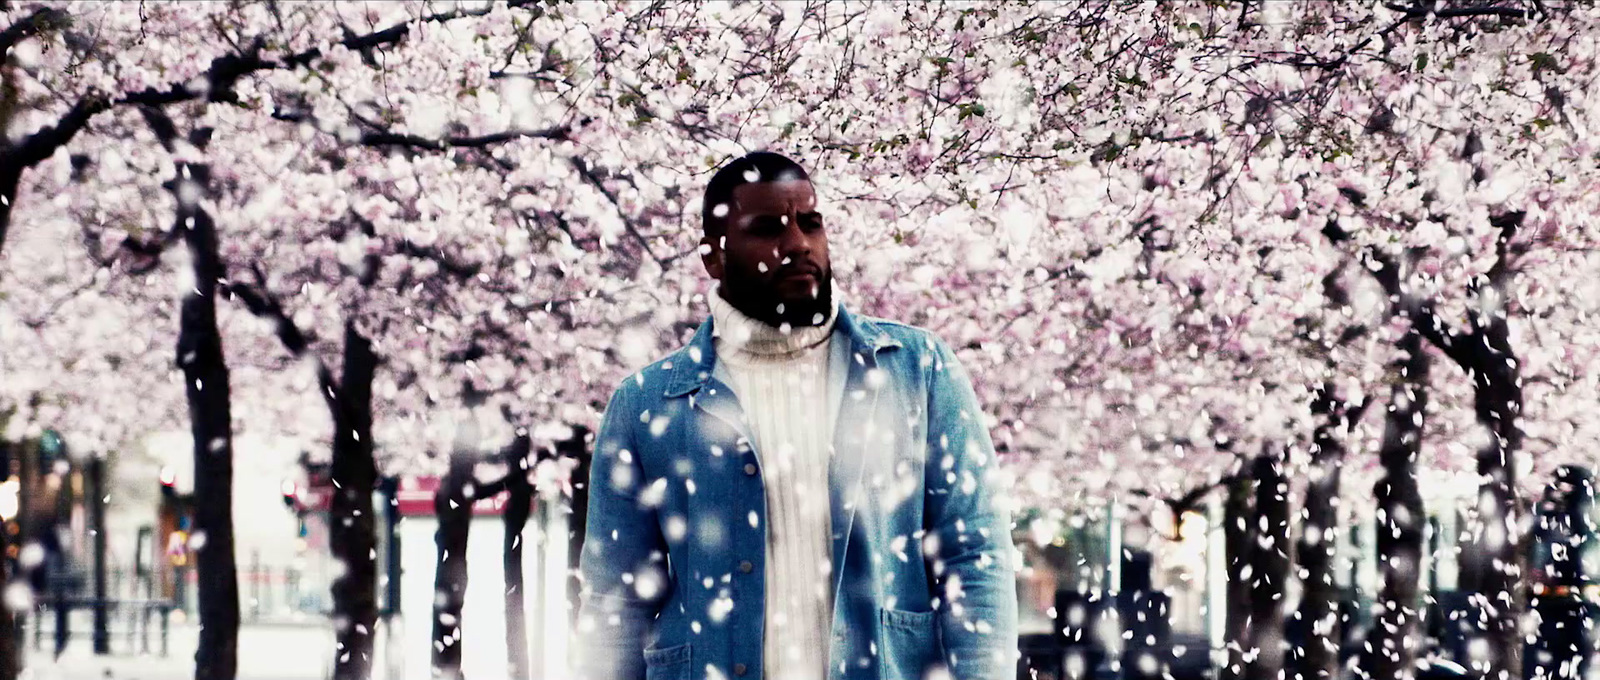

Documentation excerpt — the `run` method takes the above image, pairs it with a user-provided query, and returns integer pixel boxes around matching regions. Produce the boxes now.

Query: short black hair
[701,151,811,237]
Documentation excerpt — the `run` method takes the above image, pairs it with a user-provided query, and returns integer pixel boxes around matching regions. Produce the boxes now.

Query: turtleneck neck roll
[707,289,839,363]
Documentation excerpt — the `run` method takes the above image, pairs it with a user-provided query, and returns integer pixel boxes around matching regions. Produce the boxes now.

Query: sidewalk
[18,619,335,680]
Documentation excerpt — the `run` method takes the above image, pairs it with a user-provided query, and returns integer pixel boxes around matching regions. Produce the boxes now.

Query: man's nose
[777,214,810,259]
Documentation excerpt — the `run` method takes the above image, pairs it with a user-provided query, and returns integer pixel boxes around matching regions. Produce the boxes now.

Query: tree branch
[1383,2,1532,20]
[282,0,543,70]
[399,240,483,280]
[120,38,271,107]
[360,125,570,151]
[1478,210,1527,305]
[3,2,550,182]
[569,156,668,267]
[226,263,314,357]
[224,263,345,414]
[9,93,111,169]
[20,268,111,329]
[271,109,569,151]
[0,6,69,57]
[1324,217,1480,369]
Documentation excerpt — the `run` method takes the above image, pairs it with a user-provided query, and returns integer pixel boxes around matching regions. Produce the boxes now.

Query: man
[574,152,1018,680]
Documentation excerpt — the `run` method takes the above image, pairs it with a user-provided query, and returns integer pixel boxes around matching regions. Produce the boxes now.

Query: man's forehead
[730,180,817,212]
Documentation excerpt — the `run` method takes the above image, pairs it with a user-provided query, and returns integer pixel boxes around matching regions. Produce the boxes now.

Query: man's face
[701,179,832,328]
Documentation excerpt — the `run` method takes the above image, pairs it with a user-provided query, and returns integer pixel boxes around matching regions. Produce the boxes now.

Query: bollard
[12,609,25,670]
[160,604,170,657]
[140,602,152,654]
[52,591,67,659]
[250,550,261,622]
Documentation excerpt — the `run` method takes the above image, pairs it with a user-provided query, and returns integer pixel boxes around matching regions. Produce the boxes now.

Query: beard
[718,259,834,330]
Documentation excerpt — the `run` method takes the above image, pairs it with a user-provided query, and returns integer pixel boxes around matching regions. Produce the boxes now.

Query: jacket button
[734,663,748,676]
[739,560,754,573]
[743,463,757,476]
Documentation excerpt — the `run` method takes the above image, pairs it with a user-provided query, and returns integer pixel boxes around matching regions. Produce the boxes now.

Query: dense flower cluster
[1,0,1595,515]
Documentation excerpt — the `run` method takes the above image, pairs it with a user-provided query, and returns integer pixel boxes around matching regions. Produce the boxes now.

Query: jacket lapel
[826,309,901,608]
[665,319,755,447]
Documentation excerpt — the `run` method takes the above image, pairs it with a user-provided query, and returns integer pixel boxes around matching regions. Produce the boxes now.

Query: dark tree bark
[328,324,379,680]
[1367,328,1430,680]
[0,441,14,680]
[502,435,534,680]
[168,159,241,680]
[1246,451,1291,680]
[1330,190,1529,680]
[1288,259,1371,680]
[227,238,386,680]
[1223,475,1253,680]
[0,7,110,260]
[1293,386,1364,680]
[557,426,592,625]
[433,448,477,680]
[1419,211,1528,680]
[0,164,18,260]
[89,456,108,654]
[1462,320,1525,680]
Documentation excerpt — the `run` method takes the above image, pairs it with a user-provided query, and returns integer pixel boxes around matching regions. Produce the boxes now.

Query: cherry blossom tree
[7,4,1600,680]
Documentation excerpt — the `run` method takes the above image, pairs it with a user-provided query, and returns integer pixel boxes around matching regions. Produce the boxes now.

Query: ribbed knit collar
[708,288,839,361]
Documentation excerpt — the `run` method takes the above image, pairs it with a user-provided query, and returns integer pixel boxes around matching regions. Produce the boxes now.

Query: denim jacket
[574,305,1018,680]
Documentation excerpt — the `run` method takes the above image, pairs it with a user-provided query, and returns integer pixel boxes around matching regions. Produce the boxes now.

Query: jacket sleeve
[923,336,1020,680]
[572,379,670,680]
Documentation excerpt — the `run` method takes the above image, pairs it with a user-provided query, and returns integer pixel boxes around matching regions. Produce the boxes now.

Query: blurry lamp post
[87,454,108,654]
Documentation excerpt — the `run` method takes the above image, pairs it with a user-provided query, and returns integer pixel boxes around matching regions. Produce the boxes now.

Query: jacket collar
[663,303,900,399]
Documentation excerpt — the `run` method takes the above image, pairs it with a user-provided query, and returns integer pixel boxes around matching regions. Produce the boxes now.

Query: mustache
[774,264,824,278]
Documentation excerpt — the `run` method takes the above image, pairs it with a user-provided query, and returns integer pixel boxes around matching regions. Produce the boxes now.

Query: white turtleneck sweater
[708,292,838,680]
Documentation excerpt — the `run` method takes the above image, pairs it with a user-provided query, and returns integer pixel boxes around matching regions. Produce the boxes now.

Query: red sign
[289,485,333,513]
[394,476,524,517]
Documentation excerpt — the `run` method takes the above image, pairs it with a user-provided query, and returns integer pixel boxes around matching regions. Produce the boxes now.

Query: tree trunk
[1368,329,1429,680]
[171,161,240,680]
[1377,211,1526,679]
[0,440,15,680]
[1223,474,1253,680]
[1469,368,1523,679]
[1470,280,1526,680]
[1246,451,1291,680]
[89,456,108,654]
[1293,387,1357,680]
[503,435,533,680]
[433,449,476,680]
[557,426,591,626]
[330,323,379,680]
[0,165,17,261]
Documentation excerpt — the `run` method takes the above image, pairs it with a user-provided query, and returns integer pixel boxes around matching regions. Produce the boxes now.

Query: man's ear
[700,235,725,280]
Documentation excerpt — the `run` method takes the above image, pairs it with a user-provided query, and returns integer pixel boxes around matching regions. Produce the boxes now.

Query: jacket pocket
[643,642,692,680]
[879,608,943,680]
